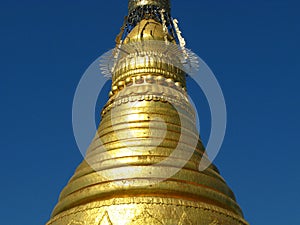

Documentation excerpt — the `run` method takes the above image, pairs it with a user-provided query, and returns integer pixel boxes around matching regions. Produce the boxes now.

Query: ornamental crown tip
[128,0,171,13]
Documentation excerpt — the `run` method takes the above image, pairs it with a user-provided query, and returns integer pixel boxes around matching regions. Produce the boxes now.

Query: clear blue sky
[1,0,299,224]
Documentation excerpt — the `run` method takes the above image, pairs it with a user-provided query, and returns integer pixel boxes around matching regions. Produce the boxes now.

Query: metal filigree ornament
[100,40,200,80]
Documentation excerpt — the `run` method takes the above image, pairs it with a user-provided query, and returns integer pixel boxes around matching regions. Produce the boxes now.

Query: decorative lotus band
[128,0,171,13]
[100,40,200,90]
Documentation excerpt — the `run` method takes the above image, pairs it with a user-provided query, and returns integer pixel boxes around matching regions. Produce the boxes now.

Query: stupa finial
[128,0,171,13]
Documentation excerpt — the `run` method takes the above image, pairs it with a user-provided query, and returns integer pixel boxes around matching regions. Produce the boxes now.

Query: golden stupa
[46,0,249,224]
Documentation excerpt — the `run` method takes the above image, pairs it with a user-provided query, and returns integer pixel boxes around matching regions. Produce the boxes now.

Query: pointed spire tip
[128,0,171,13]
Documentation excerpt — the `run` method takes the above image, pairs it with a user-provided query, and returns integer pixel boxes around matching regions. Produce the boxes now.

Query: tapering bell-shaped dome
[46,1,249,224]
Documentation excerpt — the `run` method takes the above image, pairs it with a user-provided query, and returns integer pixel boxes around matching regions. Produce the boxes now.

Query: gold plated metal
[46,1,249,224]
[128,0,171,13]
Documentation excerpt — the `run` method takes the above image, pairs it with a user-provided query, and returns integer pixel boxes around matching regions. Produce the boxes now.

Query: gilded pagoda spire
[128,0,171,13]
[46,1,249,224]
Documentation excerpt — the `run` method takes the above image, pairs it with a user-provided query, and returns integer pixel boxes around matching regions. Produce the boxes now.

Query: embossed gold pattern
[128,0,171,13]
[46,1,249,224]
